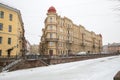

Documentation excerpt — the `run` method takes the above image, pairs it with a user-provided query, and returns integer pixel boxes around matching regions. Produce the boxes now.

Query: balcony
[45,38,58,42]
[46,22,56,25]
[45,30,56,33]
[66,40,73,44]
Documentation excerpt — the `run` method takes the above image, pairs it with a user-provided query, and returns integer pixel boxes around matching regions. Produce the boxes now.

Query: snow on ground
[0,55,120,80]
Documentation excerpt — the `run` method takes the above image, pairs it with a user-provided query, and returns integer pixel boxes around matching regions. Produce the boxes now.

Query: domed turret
[48,6,56,13]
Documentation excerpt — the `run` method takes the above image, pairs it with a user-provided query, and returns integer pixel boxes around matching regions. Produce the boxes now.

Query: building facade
[102,45,109,54]
[0,3,25,58]
[107,43,120,53]
[39,6,102,56]
[25,40,31,53]
[30,44,39,55]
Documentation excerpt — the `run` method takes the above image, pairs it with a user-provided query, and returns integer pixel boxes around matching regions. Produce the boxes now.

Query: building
[0,3,25,58]
[103,43,120,54]
[107,43,120,53]
[39,6,102,56]
[30,44,39,55]
[102,45,109,54]
[25,40,31,53]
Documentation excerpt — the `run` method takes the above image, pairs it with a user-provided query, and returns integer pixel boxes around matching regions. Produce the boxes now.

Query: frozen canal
[0,55,120,80]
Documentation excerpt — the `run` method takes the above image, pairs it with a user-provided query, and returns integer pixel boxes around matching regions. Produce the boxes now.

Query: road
[0,55,120,80]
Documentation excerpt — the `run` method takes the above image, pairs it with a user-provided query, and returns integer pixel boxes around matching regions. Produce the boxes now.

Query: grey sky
[0,0,120,45]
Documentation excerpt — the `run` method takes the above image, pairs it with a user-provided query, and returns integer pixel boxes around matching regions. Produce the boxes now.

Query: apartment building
[108,43,120,53]
[0,3,25,58]
[39,6,102,56]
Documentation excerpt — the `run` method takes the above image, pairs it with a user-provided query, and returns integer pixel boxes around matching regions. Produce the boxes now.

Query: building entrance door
[49,50,53,56]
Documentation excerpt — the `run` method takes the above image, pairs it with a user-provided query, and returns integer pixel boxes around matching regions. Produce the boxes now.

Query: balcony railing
[45,30,56,33]
[66,40,73,44]
[45,38,58,42]
[0,56,19,62]
[46,22,56,25]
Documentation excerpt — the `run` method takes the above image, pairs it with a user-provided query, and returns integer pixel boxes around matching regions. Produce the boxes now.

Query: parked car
[76,52,87,55]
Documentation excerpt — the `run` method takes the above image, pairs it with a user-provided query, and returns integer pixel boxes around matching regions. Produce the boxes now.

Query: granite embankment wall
[8,54,119,71]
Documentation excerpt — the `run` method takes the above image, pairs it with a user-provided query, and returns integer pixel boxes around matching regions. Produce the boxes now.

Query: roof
[108,43,120,47]
[0,3,19,13]
[48,6,56,13]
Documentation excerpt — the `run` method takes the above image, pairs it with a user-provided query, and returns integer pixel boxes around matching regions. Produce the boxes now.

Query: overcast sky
[0,0,120,45]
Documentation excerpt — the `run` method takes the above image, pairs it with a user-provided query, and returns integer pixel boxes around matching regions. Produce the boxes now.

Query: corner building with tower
[39,6,102,56]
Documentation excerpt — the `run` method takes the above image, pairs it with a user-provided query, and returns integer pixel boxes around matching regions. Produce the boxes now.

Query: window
[0,11,4,18]
[50,26,53,30]
[50,33,53,38]
[47,26,53,30]
[8,25,12,32]
[60,28,63,32]
[0,23,3,30]
[50,17,52,23]
[59,43,62,47]
[0,37,2,44]
[8,38,11,44]
[0,50,2,56]
[49,42,54,46]
[9,14,13,21]
[68,30,69,34]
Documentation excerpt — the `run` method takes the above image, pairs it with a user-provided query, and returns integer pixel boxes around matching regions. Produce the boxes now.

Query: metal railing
[25,53,119,60]
[45,38,58,42]
[0,55,22,62]
[2,59,22,72]
[0,55,16,58]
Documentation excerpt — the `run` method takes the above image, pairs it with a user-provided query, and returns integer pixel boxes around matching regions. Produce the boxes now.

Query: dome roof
[48,6,56,13]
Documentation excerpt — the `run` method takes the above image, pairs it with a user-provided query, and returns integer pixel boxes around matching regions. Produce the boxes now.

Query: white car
[76,52,87,55]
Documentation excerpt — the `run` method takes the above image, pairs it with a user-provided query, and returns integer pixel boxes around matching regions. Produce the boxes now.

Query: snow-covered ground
[0,56,120,80]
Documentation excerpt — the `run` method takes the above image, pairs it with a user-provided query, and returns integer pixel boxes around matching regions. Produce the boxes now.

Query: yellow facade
[0,3,25,57]
[39,6,102,56]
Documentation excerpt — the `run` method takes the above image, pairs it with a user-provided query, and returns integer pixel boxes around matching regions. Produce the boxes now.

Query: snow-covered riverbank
[0,56,120,80]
